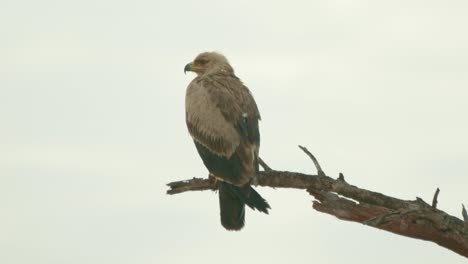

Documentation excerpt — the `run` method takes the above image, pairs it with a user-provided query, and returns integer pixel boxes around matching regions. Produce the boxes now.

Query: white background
[1,0,467,263]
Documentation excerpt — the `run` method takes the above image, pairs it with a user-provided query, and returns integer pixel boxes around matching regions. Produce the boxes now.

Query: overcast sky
[1,0,467,263]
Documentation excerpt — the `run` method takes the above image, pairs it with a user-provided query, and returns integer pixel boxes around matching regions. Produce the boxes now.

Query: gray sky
[1,0,467,263]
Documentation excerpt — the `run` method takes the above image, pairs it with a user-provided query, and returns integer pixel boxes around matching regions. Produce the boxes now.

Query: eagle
[184,52,270,230]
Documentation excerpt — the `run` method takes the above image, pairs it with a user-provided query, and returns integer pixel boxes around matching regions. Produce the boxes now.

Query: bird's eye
[195,59,208,65]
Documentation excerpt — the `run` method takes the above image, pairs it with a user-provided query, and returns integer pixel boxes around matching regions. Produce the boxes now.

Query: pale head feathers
[189,52,234,75]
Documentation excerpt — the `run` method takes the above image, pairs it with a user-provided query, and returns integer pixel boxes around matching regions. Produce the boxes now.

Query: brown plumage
[184,52,270,230]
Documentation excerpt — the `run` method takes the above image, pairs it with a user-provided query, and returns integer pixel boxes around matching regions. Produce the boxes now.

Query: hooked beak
[184,63,192,74]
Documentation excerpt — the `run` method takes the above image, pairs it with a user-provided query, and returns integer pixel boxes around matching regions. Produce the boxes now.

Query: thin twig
[258,157,272,171]
[338,172,345,181]
[298,145,326,176]
[432,188,440,208]
[463,204,468,222]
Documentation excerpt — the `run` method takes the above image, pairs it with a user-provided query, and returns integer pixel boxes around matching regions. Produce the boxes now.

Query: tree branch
[167,152,468,258]
[432,187,440,208]
[166,177,217,195]
[298,145,325,176]
[258,157,272,171]
[463,204,468,222]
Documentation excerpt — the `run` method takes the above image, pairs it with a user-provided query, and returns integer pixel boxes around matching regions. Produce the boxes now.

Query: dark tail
[218,182,270,231]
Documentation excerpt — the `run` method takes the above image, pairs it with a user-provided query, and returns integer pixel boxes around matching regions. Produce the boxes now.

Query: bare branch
[463,204,468,222]
[167,148,468,258]
[258,157,272,171]
[338,172,345,182]
[166,177,217,195]
[298,145,325,176]
[432,188,440,208]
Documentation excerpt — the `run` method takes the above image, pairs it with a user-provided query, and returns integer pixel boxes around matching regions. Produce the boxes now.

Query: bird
[184,52,270,230]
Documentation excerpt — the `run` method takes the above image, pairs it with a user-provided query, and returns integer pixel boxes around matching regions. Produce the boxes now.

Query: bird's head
[184,52,234,76]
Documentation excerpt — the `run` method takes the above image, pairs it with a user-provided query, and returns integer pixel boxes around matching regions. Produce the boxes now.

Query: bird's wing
[205,74,261,143]
[186,74,261,185]
[185,79,241,158]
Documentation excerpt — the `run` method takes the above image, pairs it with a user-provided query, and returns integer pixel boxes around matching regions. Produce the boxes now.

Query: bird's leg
[208,173,216,181]
[208,173,220,192]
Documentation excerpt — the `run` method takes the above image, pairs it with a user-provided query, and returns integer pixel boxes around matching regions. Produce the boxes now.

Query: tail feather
[219,183,245,230]
[218,182,270,231]
[244,186,270,214]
